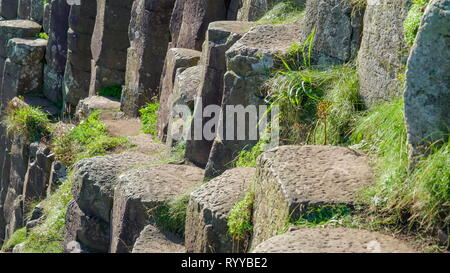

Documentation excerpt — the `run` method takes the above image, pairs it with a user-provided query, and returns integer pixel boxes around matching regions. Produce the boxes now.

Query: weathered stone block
[0,20,42,57]
[405,0,450,159]
[88,0,134,96]
[121,0,175,117]
[0,0,19,20]
[251,145,373,248]
[75,95,120,120]
[132,225,185,253]
[357,0,411,105]
[110,164,204,253]
[17,0,32,20]
[185,167,255,253]
[252,227,417,253]
[157,48,201,140]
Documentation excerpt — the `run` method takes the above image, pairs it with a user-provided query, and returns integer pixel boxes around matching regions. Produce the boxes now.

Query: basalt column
[88,0,134,97]
[120,0,175,117]
[43,0,70,104]
[0,0,19,20]
[62,0,96,113]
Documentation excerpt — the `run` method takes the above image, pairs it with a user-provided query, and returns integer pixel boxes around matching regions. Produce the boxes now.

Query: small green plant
[404,0,431,46]
[257,1,306,25]
[150,191,193,237]
[3,103,52,142]
[98,85,122,100]
[36,32,49,40]
[228,191,255,241]
[140,102,159,136]
[1,228,27,251]
[53,110,129,166]
[290,205,353,227]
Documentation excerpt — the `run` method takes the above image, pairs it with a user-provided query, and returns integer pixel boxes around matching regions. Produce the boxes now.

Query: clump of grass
[140,102,159,136]
[53,110,129,166]
[404,0,431,47]
[227,191,255,241]
[266,64,360,145]
[1,228,27,252]
[36,32,49,40]
[98,85,122,100]
[18,177,73,253]
[257,1,306,25]
[150,191,192,237]
[351,98,449,245]
[3,102,52,142]
[236,142,265,168]
[290,205,353,227]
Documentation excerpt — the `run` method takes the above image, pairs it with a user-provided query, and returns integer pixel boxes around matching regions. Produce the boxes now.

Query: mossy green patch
[98,85,122,100]
[227,191,255,242]
[404,0,431,47]
[257,1,306,25]
[139,102,159,136]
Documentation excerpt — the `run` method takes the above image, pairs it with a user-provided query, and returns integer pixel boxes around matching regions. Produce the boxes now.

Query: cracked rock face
[132,225,185,253]
[185,167,255,253]
[110,164,204,253]
[252,227,417,253]
[251,145,373,248]
[405,0,450,159]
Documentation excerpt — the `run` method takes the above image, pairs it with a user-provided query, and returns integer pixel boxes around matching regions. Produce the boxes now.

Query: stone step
[132,225,185,253]
[110,163,204,253]
[75,95,120,120]
[251,145,373,247]
[252,227,417,253]
[185,167,255,253]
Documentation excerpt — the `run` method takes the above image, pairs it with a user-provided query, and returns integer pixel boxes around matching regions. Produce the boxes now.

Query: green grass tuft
[351,98,449,245]
[3,104,52,142]
[227,191,255,241]
[404,0,431,47]
[53,110,129,166]
[1,227,27,251]
[290,205,353,227]
[140,102,159,136]
[257,1,306,25]
[36,32,49,40]
[98,85,122,100]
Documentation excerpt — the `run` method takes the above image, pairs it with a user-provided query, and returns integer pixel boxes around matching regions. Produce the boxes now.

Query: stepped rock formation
[205,24,301,179]
[253,227,417,253]
[185,167,255,253]
[185,21,253,167]
[357,0,411,104]
[121,0,175,117]
[251,146,373,247]
[405,0,450,159]
[88,0,133,96]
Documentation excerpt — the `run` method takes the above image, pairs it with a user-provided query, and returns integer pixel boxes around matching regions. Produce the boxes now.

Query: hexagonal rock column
[357,0,411,105]
[62,0,97,113]
[66,152,159,252]
[185,167,255,253]
[1,38,47,105]
[17,0,31,19]
[175,0,230,51]
[0,0,18,20]
[237,0,271,21]
[132,225,185,253]
[43,0,70,103]
[252,227,416,253]
[405,0,450,160]
[88,0,134,97]
[0,20,41,104]
[30,0,44,24]
[298,0,364,65]
[120,0,175,117]
[185,21,253,168]
[251,145,373,248]
[204,24,302,179]
[166,65,204,147]
[110,164,204,253]
[157,48,201,141]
